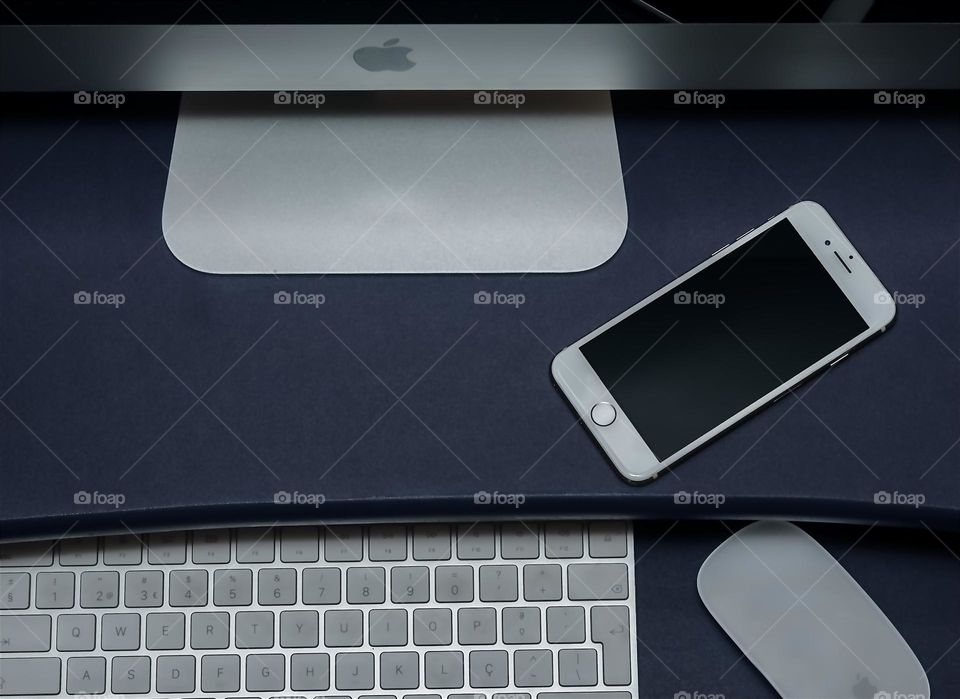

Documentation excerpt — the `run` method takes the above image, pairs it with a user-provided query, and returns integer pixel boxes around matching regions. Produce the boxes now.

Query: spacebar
[0,658,61,696]
[538,693,632,699]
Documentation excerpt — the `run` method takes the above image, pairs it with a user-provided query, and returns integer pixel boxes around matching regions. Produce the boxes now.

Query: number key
[258,568,296,605]
[36,572,75,609]
[346,567,386,604]
[124,570,163,608]
[213,569,253,606]
[80,571,119,608]
[0,572,30,610]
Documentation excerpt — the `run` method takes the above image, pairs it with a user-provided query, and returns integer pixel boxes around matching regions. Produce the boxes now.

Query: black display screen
[581,219,868,460]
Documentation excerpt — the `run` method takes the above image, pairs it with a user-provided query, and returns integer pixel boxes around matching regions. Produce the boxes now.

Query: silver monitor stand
[162,91,627,274]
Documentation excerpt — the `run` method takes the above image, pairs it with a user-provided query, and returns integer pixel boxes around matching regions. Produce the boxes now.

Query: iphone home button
[591,401,617,427]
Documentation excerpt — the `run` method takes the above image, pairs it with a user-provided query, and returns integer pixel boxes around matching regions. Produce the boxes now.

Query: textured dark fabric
[1,94,957,538]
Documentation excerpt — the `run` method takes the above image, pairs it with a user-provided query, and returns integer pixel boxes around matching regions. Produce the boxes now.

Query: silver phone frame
[551,201,897,483]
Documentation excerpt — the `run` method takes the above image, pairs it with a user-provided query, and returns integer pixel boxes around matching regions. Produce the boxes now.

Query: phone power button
[591,402,617,427]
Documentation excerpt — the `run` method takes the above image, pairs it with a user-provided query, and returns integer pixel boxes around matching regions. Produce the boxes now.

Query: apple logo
[353,38,416,72]
[851,674,879,699]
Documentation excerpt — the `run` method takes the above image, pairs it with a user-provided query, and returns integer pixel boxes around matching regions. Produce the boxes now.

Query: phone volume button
[829,353,849,367]
[736,227,755,240]
[710,242,731,256]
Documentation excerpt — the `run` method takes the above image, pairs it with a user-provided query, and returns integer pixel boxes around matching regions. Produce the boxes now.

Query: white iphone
[552,201,897,482]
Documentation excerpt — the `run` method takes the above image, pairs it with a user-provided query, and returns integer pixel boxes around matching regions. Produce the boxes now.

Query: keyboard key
[457,524,495,560]
[291,652,330,691]
[59,538,98,566]
[458,608,497,645]
[125,569,164,607]
[591,605,631,685]
[501,523,540,559]
[567,563,629,600]
[281,609,319,648]
[325,526,363,562]
[281,526,320,562]
[413,525,451,560]
[524,564,562,601]
[259,568,297,605]
[170,569,209,606]
[191,611,230,649]
[370,609,408,647]
[479,565,518,602]
[102,612,141,650]
[424,650,464,689]
[35,571,74,609]
[235,611,274,648]
[503,607,540,644]
[0,542,52,568]
[347,567,386,604]
[111,655,151,694]
[0,614,50,652]
[391,566,430,603]
[56,613,95,651]
[558,648,598,686]
[80,571,119,608]
[588,522,628,558]
[545,522,584,558]
[192,529,231,564]
[147,532,186,565]
[369,525,407,561]
[436,566,474,602]
[104,534,143,565]
[201,654,240,693]
[514,649,553,687]
[0,572,29,610]
[381,651,419,690]
[213,568,253,606]
[547,606,585,643]
[67,656,106,695]
[302,567,341,605]
[246,652,285,692]
[469,649,508,688]
[146,612,186,650]
[539,693,631,699]
[0,657,60,695]
[335,652,374,690]
[325,609,363,646]
[414,608,453,646]
[156,655,195,693]
[236,527,275,563]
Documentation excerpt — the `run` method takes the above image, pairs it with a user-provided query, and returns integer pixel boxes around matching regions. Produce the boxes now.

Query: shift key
[0,657,61,695]
[567,563,628,600]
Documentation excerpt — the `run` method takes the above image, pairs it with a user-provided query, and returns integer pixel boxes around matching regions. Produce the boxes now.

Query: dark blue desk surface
[1,93,959,538]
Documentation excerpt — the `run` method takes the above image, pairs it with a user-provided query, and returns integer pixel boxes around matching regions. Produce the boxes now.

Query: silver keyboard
[0,521,637,698]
